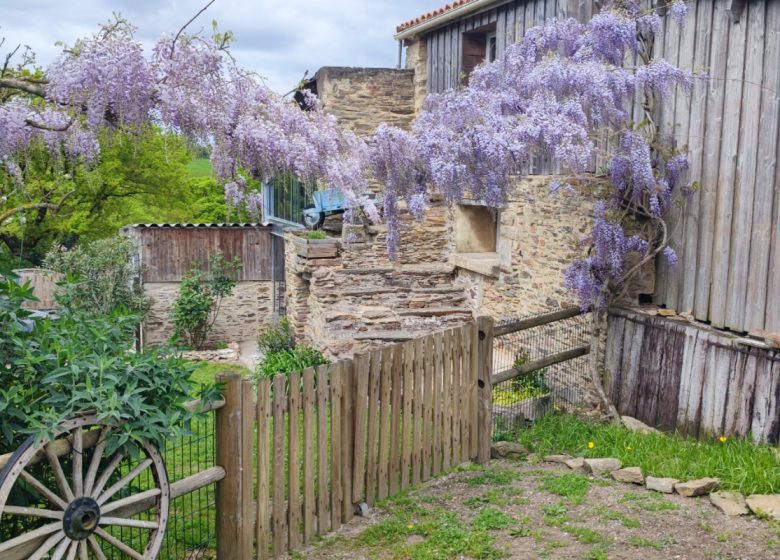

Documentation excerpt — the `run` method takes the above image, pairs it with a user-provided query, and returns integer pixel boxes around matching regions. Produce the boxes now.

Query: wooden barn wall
[606,307,780,444]
[654,0,780,335]
[137,227,273,282]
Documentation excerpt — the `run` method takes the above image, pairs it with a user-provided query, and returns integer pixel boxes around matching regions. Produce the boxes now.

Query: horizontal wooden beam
[494,307,585,336]
[491,345,591,385]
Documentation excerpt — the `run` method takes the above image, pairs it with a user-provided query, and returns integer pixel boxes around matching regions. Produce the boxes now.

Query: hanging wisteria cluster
[372,0,700,311]
[0,19,377,221]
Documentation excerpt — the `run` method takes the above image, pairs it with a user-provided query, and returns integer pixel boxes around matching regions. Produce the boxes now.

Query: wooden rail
[493,306,585,336]
[492,345,591,385]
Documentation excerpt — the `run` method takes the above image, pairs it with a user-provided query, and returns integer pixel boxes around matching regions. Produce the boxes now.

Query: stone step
[411,286,466,294]
[397,307,473,318]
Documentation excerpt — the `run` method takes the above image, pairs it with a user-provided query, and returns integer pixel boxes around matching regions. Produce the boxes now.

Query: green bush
[171,252,241,349]
[255,346,328,379]
[307,230,328,240]
[44,235,148,316]
[257,317,295,354]
[0,274,218,456]
[511,348,549,395]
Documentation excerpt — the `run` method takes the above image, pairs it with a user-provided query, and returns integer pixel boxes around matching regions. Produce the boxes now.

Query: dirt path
[295,460,780,560]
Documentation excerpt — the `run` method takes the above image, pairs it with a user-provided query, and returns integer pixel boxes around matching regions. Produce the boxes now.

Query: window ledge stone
[453,252,501,278]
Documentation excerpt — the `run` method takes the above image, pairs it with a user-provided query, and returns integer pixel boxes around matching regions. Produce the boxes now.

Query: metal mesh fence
[102,412,217,560]
[492,311,591,440]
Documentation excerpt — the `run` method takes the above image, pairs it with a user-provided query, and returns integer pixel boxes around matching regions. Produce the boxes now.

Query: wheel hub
[63,496,101,540]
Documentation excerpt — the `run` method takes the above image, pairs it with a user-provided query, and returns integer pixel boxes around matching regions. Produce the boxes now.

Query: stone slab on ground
[710,492,748,516]
[675,478,720,497]
[565,457,587,473]
[746,495,780,520]
[646,476,679,494]
[544,454,573,464]
[490,441,528,460]
[584,458,622,476]
[621,416,661,434]
[611,466,644,484]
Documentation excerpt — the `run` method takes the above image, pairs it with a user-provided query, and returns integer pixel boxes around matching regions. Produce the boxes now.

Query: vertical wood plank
[302,368,316,543]
[352,353,369,503]
[477,317,494,463]
[751,0,780,331]
[341,360,354,522]
[256,378,271,560]
[725,0,766,330]
[442,329,453,471]
[389,344,403,495]
[365,350,382,506]
[709,7,749,327]
[377,346,393,500]
[316,365,331,536]
[288,370,301,550]
[422,335,434,482]
[401,340,414,490]
[412,338,424,486]
[469,322,480,460]
[432,332,444,476]
[330,363,343,531]
[695,0,731,320]
[272,374,287,556]
[460,324,472,462]
[451,328,463,465]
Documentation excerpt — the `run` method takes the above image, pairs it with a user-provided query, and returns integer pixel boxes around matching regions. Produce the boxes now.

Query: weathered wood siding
[654,0,780,335]
[131,225,273,282]
[606,307,780,444]
[14,268,62,310]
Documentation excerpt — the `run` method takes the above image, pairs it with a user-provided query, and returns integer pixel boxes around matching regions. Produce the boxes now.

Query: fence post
[476,316,494,463]
[215,373,253,559]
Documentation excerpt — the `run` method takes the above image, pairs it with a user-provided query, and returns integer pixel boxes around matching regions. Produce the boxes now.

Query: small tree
[171,252,241,349]
[44,235,147,316]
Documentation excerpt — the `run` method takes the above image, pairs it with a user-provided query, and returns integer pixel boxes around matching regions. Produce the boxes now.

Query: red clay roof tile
[396,0,479,33]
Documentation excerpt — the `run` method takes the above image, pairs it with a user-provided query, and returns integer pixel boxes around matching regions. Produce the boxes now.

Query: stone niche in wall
[452,203,501,278]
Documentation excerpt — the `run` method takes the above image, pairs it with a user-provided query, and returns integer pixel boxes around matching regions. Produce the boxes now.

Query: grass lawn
[191,360,252,387]
[187,158,213,177]
[517,414,780,495]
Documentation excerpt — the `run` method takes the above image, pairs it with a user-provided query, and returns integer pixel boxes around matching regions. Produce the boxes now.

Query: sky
[0,0,438,93]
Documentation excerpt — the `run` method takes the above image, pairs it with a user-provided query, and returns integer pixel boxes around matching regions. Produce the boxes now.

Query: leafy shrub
[511,348,549,396]
[307,230,328,240]
[0,275,218,456]
[171,252,242,349]
[257,317,295,354]
[255,346,328,379]
[44,235,148,316]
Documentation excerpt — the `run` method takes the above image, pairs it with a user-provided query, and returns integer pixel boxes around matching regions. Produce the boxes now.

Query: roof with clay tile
[396,0,481,33]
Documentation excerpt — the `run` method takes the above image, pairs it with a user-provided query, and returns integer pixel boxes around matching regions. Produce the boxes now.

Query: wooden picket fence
[214,318,494,559]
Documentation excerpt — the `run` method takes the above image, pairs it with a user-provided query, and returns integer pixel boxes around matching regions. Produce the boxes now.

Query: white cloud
[0,0,436,92]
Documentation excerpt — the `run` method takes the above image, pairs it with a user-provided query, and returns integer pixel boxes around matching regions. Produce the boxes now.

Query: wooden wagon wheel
[0,415,170,560]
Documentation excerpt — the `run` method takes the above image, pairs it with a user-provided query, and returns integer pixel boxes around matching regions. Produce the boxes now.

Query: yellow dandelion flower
[587,441,595,449]
[407,524,415,530]
[625,446,632,451]
[719,436,727,443]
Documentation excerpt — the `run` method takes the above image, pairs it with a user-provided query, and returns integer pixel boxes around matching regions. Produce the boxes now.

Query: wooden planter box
[292,236,340,259]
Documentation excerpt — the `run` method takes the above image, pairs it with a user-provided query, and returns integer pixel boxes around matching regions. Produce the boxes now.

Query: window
[452,204,501,277]
[263,174,313,226]
[461,23,497,86]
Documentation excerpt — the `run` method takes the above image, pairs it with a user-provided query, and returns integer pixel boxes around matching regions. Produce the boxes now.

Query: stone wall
[312,67,416,136]
[403,38,428,113]
[143,281,273,347]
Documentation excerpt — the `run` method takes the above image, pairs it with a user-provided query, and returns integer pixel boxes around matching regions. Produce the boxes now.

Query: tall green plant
[44,235,147,316]
[171,252,242,350]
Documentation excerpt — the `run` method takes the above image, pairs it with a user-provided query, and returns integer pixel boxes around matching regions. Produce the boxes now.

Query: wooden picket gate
[214,317,494,559]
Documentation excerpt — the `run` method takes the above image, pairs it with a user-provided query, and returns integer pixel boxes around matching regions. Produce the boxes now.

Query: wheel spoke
[100,516,159,529]
[0,521,61,555]
[49,534,71,560]
[101,487,161,514]
[3,505,64,520]
[45,442,75,502]
[87,536,107,560]
[83,428,109,497]
[89,452,124,500]
[72,426,83,497]
[65,540,79,560]
[97,458,152,505]
[20,469,68,510]
[93,527,145,560]
[78,540,89,560]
